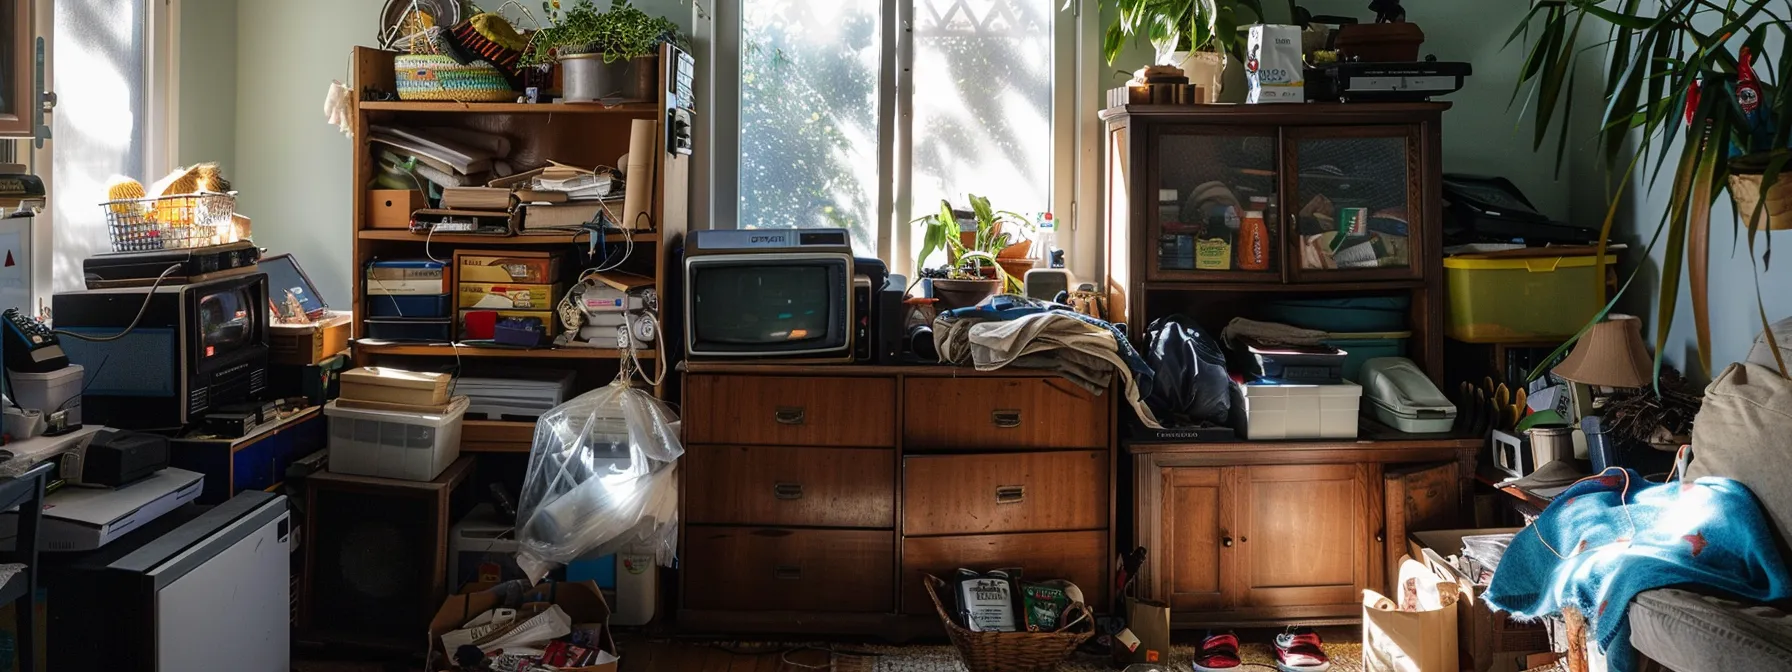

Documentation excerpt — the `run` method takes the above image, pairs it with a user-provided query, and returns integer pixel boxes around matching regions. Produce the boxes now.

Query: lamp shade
[1553,314,1653,387]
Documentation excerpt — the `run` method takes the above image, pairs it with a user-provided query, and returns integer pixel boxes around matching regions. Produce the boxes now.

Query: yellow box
[1444,255,1613,343]
[456,283,562,312]
[454,251,562,284]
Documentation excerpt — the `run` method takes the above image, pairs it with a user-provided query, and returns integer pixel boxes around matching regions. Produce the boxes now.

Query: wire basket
[101,192,238,252]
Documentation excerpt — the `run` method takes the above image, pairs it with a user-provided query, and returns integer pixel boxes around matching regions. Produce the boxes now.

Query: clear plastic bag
[514,381,683,583]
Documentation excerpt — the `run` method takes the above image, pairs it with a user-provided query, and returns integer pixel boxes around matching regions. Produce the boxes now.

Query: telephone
[3,308,68,373]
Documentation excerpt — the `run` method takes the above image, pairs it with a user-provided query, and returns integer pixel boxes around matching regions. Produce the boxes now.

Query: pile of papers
[457,370,577,420]
[492,161,625,234]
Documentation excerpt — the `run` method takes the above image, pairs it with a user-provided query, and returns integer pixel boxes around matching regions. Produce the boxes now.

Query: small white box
[1233,380,1362,440]
[8,364,83,424]
[324,396,467,481]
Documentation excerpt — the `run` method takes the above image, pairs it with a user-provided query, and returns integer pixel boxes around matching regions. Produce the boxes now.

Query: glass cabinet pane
[0,0,16,122]
[1154,131,1279,277]
[1293,133,1414,273]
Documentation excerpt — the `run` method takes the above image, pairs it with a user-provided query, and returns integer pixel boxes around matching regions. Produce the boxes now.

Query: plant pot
[1728,155,1792,231]
[931,278,1001,313]
[1169,50,1224,103]
[997,258,1035,284]
[623,54,659,102]
[560,52,627,102]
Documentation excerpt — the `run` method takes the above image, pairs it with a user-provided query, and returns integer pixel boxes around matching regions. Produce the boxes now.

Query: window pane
[53,0,147,293]
[908,0,1053,270]
[739,0,882,255]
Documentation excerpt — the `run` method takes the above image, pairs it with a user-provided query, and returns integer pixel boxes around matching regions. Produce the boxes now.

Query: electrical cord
[52,263,183,342]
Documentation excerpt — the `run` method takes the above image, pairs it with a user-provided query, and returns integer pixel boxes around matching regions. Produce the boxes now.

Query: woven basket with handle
[1729,152,1792,231]
[924,574,1094,672]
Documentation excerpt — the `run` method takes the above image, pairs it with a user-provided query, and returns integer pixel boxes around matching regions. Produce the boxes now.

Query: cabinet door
[1237,464,1374,608]
[1148,127,1282,282]
[1284,126,1425,282]
[1384,461,1463,589]
[0,0,30,137]
[1159,467,1236,611]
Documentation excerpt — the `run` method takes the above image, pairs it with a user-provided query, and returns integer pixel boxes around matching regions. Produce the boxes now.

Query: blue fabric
[1485,469,1792,672]
[940,295,1154,390]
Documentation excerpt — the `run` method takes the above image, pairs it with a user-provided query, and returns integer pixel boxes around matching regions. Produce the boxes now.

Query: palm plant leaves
[1513,0,1792,379]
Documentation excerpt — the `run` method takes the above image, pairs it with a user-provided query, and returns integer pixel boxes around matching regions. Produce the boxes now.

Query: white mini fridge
[42,490,290,672]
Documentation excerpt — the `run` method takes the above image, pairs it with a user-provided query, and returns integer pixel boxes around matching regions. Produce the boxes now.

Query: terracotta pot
[931,278,1001,312]
[997,258,1035,284]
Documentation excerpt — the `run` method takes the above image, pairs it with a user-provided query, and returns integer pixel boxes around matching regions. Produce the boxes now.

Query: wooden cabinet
[1134,440,1478,626]
[1101,103,1449,385]
[682,365,1114,636]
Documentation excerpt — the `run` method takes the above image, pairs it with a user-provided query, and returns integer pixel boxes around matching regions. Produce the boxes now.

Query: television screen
[693,265,832,345]
[197,285,255,358]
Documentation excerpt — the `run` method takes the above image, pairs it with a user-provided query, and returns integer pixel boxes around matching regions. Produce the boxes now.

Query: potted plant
[522,0,682,102]
[1088,0,1278,99]
[1512,0,1791,377]
[914,194,1034,311]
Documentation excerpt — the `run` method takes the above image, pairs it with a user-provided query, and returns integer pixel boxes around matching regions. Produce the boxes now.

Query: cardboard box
[1409,528,1548,672]
[456,251,563,284]
[429,580,617,671]
[369,189,428,229]
[269,311,352,365]
[340,367,451,407]
[460,309,555,341]
[458,283,562,312]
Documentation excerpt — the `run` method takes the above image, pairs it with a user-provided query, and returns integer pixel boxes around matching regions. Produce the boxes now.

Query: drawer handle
[995,485,1025,504]
[1222,535,1234,548]
[774,565,802,580]
[773,482,804,500]
[774,406,806,425]
[991,409,1022,428]
[1376,529,1386,543]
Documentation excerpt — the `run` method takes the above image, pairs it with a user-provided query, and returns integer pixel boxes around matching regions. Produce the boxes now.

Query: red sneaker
[1274,627,1331,672]
[1191,630,1242,672]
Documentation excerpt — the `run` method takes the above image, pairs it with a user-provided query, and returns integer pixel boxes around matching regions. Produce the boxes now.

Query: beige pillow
[1688,363,1792,553]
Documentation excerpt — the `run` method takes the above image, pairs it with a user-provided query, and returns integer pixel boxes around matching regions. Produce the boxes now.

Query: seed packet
[953,567,1022,633]
[1022,582,1071,632]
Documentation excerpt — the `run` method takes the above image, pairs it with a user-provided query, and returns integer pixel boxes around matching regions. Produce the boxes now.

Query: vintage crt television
[53,273,270,429]
[685,228,896,362]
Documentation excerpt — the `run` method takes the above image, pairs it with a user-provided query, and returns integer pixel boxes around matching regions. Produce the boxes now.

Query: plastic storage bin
[1230,380,1362,440]
[1322,331,1412,381]
[7,364,83,423]
[324,396,468,481]
[366,293,451,318]
[1444,255,1611,342]
[1261,296,1409,332]
[364,317,454,342]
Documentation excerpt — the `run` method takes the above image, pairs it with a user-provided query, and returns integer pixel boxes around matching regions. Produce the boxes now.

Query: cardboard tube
[622,119,656,230]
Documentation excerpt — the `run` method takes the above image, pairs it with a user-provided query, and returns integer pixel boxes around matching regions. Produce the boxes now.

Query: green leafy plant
[913,194,1033,292]
[1512,0,1791,379]
[1083,0,1272,65]
[522,0,684,66]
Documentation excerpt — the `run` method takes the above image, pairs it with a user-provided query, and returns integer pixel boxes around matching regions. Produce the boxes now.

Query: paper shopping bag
[1363,557,1462,672]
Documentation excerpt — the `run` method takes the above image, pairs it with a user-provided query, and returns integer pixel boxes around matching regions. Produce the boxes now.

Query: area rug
[837,642,1365,671]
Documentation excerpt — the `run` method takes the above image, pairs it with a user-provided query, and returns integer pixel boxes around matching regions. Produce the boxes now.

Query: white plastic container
[1359,357,1458,433]
[1232,379,1361,440]
[324,396,467,481]
[8,364,84,424]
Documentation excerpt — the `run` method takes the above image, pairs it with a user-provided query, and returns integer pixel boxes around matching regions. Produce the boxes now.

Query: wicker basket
[100,192,238,252]
[924,574,1095,672]
[1728,169,1792,231]
[394,54,514,102]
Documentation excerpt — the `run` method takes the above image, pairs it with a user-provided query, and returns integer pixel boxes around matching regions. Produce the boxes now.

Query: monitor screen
[197,285,256,359]
[693,265,833,345]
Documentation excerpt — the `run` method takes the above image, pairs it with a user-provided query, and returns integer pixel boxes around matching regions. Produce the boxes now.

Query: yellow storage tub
[1444,255,1612,343]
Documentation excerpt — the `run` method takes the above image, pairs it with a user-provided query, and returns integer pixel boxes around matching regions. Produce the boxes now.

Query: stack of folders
[456,370,576,421]
[490,161,626,235]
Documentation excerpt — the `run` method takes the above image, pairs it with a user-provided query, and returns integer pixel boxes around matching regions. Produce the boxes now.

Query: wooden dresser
[679,364,1115,636]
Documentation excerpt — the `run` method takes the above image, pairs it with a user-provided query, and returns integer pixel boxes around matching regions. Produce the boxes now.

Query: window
[8,0,174,310]
[701,0,1084,276]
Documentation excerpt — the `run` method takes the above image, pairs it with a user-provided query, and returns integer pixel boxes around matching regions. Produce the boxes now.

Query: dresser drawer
[683,527,893,613]
[901,531,1108,615]
[903,377,1107,450]
[685,445,894,528]
[686,375,895,447]
[903,451,1107,536]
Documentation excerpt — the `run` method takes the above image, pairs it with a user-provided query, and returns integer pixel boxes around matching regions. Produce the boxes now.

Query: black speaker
[301,457,474,647]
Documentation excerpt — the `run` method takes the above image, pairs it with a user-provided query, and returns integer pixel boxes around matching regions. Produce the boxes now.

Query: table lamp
[1554,314,1652,388]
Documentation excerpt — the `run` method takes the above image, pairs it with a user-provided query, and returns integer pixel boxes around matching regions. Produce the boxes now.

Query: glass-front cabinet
[1117,107,1434,286]
[0,0,31,138]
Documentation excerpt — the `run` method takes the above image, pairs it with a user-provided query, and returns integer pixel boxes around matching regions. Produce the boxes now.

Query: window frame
[694,0,1095,280]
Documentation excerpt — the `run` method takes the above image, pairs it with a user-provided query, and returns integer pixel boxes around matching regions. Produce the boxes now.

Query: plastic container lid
[1443,255,1617,271]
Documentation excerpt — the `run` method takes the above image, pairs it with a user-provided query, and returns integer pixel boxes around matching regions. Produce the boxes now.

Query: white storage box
[8,364,83,424]
[1232,379,1362,440]
[324,396,468,481]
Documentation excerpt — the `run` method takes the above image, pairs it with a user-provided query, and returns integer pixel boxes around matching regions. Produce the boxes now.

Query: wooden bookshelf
[353,342,652,360]
[357,230,659,245]
[357,101,658,114]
